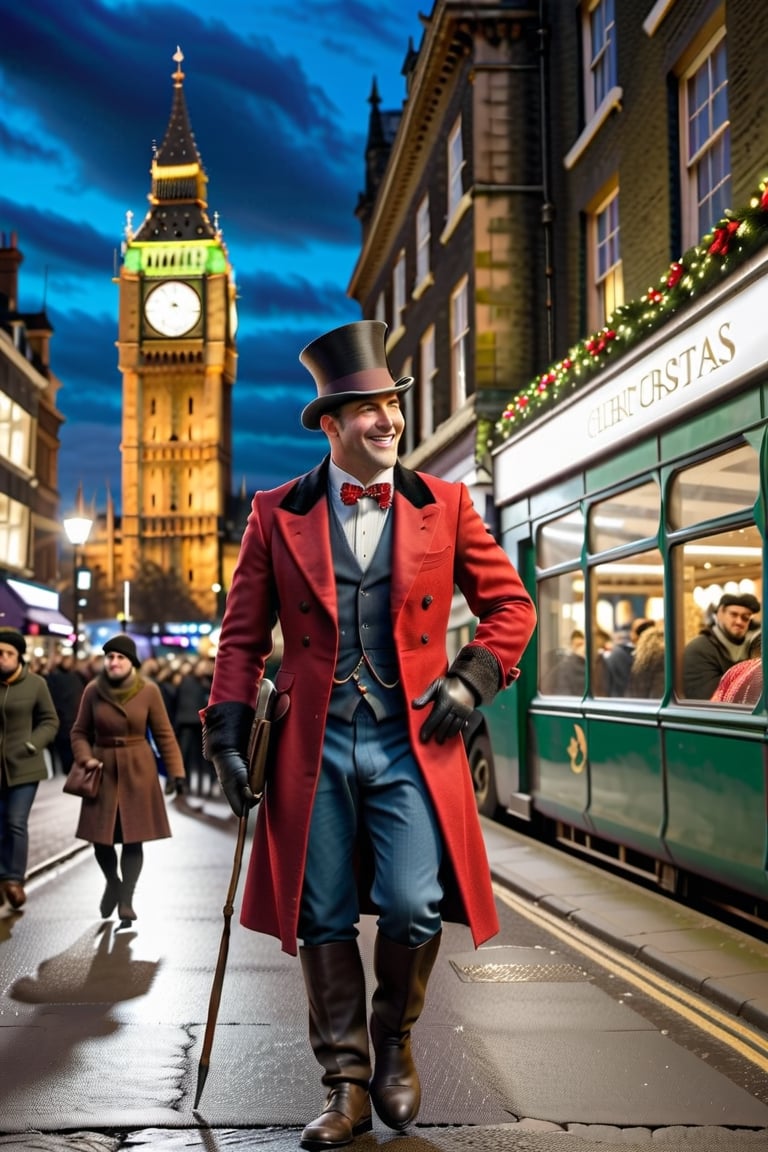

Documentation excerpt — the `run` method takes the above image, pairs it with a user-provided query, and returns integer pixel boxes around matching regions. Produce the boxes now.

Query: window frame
[587,183,623,329]
[419,325,436,439]
[392,249,406,331]
[415,195,431,288]
[679,26,730,249]
[450,277,469,409]
[583,0,618,120]
[447,117,464,221]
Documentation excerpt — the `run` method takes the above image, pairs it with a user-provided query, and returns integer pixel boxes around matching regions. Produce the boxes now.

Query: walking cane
[194,679,276,1111]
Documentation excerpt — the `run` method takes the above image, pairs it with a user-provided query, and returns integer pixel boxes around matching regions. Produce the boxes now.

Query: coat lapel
[391,466,440,618]
[275,458,337,615]
[272,458,440,621]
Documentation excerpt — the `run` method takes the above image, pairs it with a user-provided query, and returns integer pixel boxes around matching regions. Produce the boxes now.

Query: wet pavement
[0,775,766,1151]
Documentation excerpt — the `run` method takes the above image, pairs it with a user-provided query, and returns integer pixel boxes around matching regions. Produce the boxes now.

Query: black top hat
[299,320,413,430]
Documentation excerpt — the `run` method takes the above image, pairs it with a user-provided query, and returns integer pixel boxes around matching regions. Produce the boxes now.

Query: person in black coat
[45,653,85,774]
[682,592,760,699]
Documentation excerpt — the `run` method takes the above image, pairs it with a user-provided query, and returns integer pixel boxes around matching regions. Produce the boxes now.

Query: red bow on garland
[339,482,393,510]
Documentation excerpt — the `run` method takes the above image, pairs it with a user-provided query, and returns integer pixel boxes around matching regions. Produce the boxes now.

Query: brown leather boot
[299,940,373,1150]
[4,882,26,910]
[369,930,441,1131]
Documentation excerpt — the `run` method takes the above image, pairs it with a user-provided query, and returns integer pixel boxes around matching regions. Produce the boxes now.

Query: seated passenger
[711,658,763,705]
[626,621,665,699]
[591,627,614,696]
[682,592,760,699]
[540,629,585,695]
[602,618,654,696]
[712,633,762,705]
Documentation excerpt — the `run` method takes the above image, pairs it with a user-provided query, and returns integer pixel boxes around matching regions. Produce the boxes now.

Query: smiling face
[716,603,755,644]
[320,392,404,484]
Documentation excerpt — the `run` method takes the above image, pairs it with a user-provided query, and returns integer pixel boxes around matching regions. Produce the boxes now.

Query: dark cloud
[235,268,359,319]
[0,0,369,248]
[0,199,119,295]
[0,120,61,165]
[59,421,123,512]
[1,0,424,515]
[274,0,419,56]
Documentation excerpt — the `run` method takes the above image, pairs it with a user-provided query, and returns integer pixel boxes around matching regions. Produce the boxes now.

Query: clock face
[144,281,202,337]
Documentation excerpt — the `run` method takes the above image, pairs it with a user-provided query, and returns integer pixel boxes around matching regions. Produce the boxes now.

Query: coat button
[420,634,429,644]
[422,595,433,608]
[299,601,310,613]
[302,636,311,647]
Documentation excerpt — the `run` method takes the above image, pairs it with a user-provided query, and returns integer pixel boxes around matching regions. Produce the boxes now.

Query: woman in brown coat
[70,634,185,926]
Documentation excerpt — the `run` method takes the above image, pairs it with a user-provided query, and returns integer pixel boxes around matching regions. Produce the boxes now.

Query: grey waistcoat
[328,504,404,722]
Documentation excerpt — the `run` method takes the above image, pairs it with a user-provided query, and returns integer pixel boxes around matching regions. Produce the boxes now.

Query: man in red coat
[202,321,536,1150]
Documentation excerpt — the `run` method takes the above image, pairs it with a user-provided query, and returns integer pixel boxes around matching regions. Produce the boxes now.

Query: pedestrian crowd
[24,645,217,796]
[1,632,217,922]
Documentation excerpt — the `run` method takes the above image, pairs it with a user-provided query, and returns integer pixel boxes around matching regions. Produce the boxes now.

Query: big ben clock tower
[116,47,237,619]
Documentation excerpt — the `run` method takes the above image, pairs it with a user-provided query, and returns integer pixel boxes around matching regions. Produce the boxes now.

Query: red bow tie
[339,482,393,510]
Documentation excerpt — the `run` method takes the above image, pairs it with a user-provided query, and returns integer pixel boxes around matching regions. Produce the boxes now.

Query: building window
[419,326,436,439]
[400,357,415,454]
[585,0,617,118]
[0,394,31,470]
[589,186,623,328]
[392,250,406,330]
[681,30,730,246]
[0,494,28,570]
[450,278,469,408]
[447,118,464,220]
[415,196,430,287]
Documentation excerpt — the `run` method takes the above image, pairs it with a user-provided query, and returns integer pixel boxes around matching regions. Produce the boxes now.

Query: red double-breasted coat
[207,460,536,955]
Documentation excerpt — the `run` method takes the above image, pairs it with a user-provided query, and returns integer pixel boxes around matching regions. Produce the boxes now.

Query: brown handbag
[63,760,103,799]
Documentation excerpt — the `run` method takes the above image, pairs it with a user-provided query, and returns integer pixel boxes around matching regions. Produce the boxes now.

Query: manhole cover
[449,946,591,983]
[450,959,589,982]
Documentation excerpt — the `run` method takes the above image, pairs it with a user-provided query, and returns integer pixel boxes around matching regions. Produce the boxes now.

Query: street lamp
[63,507,93,658]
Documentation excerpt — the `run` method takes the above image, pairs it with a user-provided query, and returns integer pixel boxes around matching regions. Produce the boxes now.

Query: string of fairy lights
[486,174,768,452]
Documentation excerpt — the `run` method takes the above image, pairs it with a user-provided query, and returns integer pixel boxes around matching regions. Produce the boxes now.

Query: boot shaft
[371,930,441,1037]
[300,940,372,1086]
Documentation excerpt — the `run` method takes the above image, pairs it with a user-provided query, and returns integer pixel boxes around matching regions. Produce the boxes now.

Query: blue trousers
[299,706,444,948]
[0,781,39,883]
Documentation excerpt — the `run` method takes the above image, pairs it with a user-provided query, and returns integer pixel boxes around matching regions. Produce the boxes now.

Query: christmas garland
[487,174,768,451]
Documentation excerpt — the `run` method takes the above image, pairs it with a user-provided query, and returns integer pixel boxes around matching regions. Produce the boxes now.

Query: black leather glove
[165,776,186,797]
[412,676,476,744]
[201,701,257,817]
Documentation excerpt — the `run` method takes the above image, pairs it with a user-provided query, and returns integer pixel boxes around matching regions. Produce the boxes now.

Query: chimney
[0,232,23,312]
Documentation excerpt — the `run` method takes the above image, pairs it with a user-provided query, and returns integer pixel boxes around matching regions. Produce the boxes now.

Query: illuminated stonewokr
[116,46,238,618]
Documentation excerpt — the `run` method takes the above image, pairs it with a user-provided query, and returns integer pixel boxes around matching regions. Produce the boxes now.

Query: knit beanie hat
[103,634,141,668]
[0,627,26,658]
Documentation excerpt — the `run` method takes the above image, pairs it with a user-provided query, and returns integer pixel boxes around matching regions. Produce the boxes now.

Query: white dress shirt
[328,460,394,571]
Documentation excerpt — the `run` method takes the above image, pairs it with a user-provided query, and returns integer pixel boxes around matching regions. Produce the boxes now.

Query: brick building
[0,233,71,642]
[349,0,768,511]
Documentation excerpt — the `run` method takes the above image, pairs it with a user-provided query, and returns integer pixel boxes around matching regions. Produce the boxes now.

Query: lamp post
[63,508,93,658]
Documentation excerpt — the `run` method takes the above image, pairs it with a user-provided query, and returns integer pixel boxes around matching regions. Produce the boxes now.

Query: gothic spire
[133,47,215,242]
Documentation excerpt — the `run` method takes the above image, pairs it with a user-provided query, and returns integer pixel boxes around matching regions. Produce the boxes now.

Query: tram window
[538,571,586,695]
[537,508,584,569]
[591,548,665,697]
[589,481,659,553]
[673,523,762,701]
[668,443,759,530]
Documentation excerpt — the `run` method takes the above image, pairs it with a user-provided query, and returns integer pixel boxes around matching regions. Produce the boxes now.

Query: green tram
[468,246,768,919]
